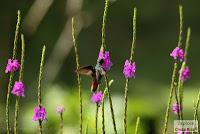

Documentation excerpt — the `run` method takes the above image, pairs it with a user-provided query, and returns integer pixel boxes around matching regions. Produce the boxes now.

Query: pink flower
[56,106,65,114]
[170,47,184,62]
[5,59,20,73]
[172,103,181,115]
[91,91,103,104]
[11,81,26,97]
[32,105,47,121]
[98,50,112,72]
[181,66,190,81]
[123,59,136,79]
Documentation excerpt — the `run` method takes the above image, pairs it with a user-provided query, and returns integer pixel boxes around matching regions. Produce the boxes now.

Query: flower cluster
[170,47,191,81]
[32,105,47,121]
[5,59,20,73]
[91,91,103,104]
[98,50,112,72]
[56,106,65,114]
[181,66,190,81]
[123,60,136,79]
[172,103,181,115]
[11,81,26,97]
[170,47,184,62]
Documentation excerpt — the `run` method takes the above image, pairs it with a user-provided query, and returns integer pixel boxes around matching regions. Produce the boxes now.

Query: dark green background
[0,0,200,133]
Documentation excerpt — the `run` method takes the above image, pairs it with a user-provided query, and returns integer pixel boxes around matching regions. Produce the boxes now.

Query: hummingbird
[76,59,105,92]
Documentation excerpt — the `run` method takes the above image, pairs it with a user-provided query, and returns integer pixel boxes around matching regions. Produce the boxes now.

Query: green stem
[101,0,109,50]
[101,80,113,134]
[14,34,25,134]
[163,5,184,134]
[184,27,191,63]
[177,27,191,120]
[60,113,63,134]
[38,45,46,134]
[105,76,117,134]
[178,5,183,47]
[134,117,140,134]
[130,8,137,61]
[6,10,21,134]
[72,18,83,134]
[193,90,200,133]
[102,89,107,134]
[95,104,99,134]
[123,79,129,134]
[173,83,181,119]
[163,62,178,134]
[84,120,89,134]
[39,121,43,134]
[124,8,137,134]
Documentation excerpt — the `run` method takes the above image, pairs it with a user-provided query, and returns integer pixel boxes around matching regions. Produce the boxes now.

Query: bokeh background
[1,0,200,133]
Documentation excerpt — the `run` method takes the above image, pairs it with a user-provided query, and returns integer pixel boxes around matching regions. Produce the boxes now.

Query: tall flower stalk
[13,34,25,134]
[123,8,137,134]
[101,80,113,134]
[71,17,83,134]
[60,112,64,134]
[37,45,46,134]
[101,90,106,134]
[134,117,140,134]
[177,27,191,119]
[101,0,109,51]
[6,10,21,134]
[56,106,65,134]
[100,0,117,133]
[84,120,89,134]
[163,5,183,134]
[95,104,99,134]
[193,90,200,133]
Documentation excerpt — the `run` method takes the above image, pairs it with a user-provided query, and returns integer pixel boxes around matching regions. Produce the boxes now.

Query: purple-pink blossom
[32,105,47,121]
[98,50,112,72]
[11,81,25,97]
[170,47,184,62]
[91,91,103,104]
[56,106,65,114]
[172,103,181,115]
[123,59,136,79]
[181,66,190,81]
[5,59,20,73]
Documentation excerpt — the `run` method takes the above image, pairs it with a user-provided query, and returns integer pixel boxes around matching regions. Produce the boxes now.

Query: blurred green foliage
[1,0,200,133]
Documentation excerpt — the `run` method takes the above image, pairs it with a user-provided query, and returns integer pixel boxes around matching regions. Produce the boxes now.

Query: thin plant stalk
[84,120,89,134]
[6,10,21,134]
[101,0,109,50]
[95,104,99,134]
[177,27,191,120]
[163,5,183,134]
[173,83,181,119]
[37,45,46,134]
[60,112,64,134]
[100,0,117,133]
[193,90,200,133]
[14,34,25,134]
[104,76,117,134]
[134,117,140,134]
[101,91,106,134]
[123,8,137,134]
[72,18,83,134]
[101,80,113,134]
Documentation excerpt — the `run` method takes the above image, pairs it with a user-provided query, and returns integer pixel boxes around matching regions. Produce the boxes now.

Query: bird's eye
[99,59,104,65]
